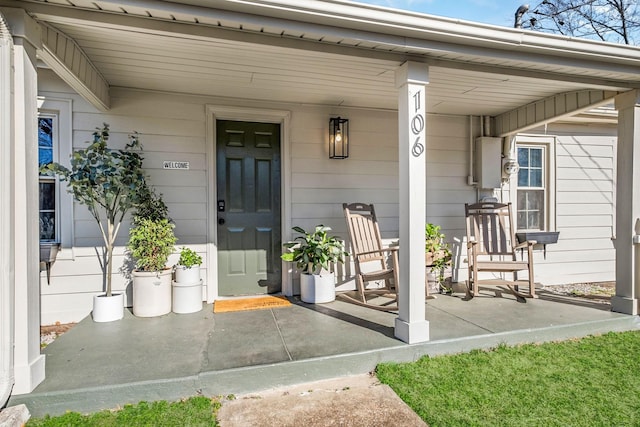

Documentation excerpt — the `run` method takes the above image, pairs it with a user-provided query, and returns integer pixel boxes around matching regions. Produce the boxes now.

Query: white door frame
[205,105,291,302]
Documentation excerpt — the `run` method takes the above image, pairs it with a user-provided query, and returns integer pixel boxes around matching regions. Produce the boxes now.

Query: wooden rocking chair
[465,202,537,299]
[341,202,399,311]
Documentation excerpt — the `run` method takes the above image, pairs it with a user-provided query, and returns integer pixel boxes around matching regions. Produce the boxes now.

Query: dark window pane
[39,148,53,167]
[527,211,540,230]
[39,212,56,241]
[38,118,54,167]
[530,147,542,167]
[530,168,542,187]
[518,147,529,167]
[38,118,53,148]
[518,169,528,187]
[517,192,527,210]
[517,211,526,227]
[39,182,56,210]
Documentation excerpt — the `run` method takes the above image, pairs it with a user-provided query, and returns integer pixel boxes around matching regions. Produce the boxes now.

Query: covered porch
[9,289,639,417]
[3,0,640,402]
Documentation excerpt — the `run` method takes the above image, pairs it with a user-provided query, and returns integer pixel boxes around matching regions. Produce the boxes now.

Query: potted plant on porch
[425,223,452,294]
[127,184,177,317]
[281,225,348,303]
[172,247,203,314]
[40,124,146,322]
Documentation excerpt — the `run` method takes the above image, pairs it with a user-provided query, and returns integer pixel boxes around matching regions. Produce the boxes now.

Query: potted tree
[127,185,177,317]
[41,124,146,322]
[425,223,452,294]
[172,247,203,314]
[281,225,347,303]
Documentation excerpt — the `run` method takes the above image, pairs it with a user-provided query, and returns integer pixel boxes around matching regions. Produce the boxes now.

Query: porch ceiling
[12,0,638,115]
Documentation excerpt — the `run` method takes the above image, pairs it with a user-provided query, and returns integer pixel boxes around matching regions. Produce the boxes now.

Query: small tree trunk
[105,220,114,296]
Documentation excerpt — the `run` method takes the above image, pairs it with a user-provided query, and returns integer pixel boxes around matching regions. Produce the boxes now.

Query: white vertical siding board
[577,91,590,106]
[545,98,555,120]
[565,92,577,111]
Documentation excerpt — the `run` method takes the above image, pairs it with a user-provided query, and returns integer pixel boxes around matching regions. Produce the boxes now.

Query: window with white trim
[514,136,556,232]
[517,145,545,230]
[38,115,58,241]
[38,96,73,250]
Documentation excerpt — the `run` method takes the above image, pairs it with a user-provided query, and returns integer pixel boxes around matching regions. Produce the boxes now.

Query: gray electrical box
[476,137,502,189]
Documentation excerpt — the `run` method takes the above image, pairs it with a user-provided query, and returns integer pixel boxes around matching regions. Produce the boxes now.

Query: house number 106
[411,90,425,158]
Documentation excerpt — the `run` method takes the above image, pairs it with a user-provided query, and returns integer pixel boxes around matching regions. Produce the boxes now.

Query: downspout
[0,10,15,408]
[468,115,477,186]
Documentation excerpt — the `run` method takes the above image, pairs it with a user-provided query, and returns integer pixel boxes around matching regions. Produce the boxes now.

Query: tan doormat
[214,295,292,313]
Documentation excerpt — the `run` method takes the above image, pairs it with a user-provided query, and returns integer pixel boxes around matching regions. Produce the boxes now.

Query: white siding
[524,123,616,285]
[38,69,618,323]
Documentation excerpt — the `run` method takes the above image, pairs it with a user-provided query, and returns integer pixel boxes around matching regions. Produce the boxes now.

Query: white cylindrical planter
[300,272,336,303]
[132,269,172,317]
[175,265,200,284]
[172,279,203,314]
[92,293,124,322]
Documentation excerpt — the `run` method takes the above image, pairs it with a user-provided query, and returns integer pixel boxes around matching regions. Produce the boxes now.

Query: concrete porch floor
[9,287,640,417]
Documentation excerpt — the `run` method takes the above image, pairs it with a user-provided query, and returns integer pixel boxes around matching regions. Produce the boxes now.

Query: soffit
[11,0,638,114]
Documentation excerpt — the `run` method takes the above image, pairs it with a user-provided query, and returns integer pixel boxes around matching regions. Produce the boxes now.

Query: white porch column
[1,8,45,394]
[612,90,640,315]
[394,61,429,344]
[0,11,15,407]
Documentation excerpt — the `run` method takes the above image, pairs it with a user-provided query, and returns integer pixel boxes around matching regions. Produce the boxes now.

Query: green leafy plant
[425,223,447,253]
[40,123,146,297]
[281,225,348,275]
[425,223,453,292]
[178,247,202,268]
[127,189,176,272]
[127,218,177,272]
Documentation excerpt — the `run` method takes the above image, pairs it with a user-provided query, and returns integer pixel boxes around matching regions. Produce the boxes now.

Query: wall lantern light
[329,117,349,159]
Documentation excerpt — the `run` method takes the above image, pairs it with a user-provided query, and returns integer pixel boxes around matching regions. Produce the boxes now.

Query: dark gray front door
[216,120,281,296]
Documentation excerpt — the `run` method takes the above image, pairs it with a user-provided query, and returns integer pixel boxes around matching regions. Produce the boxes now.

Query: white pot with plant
[281,225,348,304]
[175,247,202,284]
[127,186,177,317]
[41,124,146,322]
[172,247,203,314]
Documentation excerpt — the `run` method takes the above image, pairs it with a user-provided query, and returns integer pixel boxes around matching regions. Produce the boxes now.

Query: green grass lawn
[26,396,220,427]
[26,331,640,426]
[377,330,640,427]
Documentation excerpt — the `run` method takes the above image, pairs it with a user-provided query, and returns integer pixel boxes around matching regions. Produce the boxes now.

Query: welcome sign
[163,161,190,170]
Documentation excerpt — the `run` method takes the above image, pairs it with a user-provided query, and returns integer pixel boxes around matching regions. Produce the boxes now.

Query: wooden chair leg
[355,275,367,303]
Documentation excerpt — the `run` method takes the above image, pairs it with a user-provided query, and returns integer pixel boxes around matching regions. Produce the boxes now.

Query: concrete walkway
[8,287,640,418]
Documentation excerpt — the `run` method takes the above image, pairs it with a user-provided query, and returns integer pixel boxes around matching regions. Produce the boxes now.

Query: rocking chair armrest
[354,247,399,258]
[514,240,537,251]
[467,239,478,249]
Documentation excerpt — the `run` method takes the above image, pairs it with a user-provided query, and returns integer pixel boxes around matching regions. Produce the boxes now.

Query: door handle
[218,218,225,225]
[218,200,225,212]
